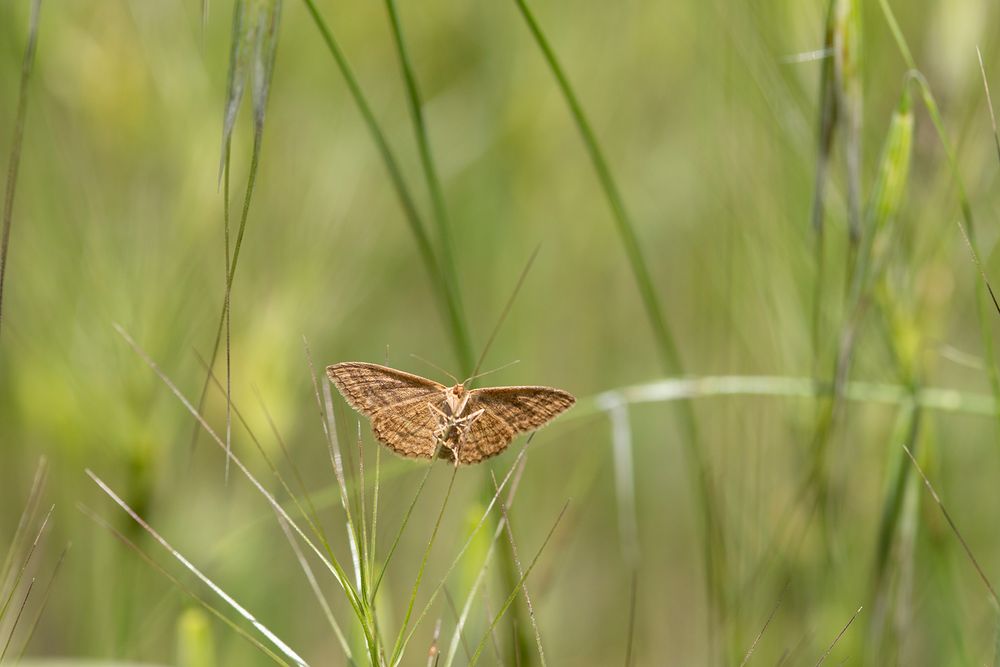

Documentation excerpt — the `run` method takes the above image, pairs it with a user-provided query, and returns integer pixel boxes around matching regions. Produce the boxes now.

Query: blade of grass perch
[80,505,294,667]
[0,0,42,336]
[814,606,863,666]
[509,0,727,654]
[306,339,366,601]
[389,467,459,666]
[468,501,569,667]
[189,0,284,463]
[320,376,364,593]
[443,455,529,667]
[299,0,474,374]
[113,324,373,650]
[394,446,529,662]
[489,471,547,666]
[86,472,309,667]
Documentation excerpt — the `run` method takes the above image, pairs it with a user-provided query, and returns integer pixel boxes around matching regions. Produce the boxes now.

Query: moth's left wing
[326,361,444,417]
[466,386,575,434]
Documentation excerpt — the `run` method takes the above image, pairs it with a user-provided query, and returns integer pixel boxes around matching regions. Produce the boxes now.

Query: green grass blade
[468,501,568,666]
[390,468,459,666]
[0,0,42,336]
[81,505,292,667]
[395,446,529,663]
[299,0,474,374]
[442,456,527,667]
[508,0,727,651]
[87,472,309,667]
[490,471,546,666]
[382,0,472,377]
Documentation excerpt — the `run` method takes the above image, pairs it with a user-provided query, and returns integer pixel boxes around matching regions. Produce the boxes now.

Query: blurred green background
[3,0,1000,664]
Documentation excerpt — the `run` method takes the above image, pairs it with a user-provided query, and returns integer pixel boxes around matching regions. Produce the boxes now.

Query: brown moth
[326,361,575,465]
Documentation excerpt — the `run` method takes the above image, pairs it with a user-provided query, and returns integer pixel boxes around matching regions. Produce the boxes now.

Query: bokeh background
[3,0,1000,664]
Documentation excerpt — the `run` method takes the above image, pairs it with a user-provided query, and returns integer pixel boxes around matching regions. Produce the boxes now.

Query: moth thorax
[445,384,467,415]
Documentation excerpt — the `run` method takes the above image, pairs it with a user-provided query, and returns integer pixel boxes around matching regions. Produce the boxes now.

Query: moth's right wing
[371,395,443,460]
[326,362,445,417]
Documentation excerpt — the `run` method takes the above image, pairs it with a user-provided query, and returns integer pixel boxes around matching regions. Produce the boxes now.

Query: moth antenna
[409,354,459,384]
[471,244,540,379]
[463,359,521,387]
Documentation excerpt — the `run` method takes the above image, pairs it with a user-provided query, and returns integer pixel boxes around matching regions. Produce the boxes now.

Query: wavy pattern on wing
[468,386,576,433]
[326,362,444,417]
[455,411,516,465]
[371,395,444,460]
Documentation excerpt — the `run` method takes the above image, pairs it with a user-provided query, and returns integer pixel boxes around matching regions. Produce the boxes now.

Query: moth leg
[448,410,485,466]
